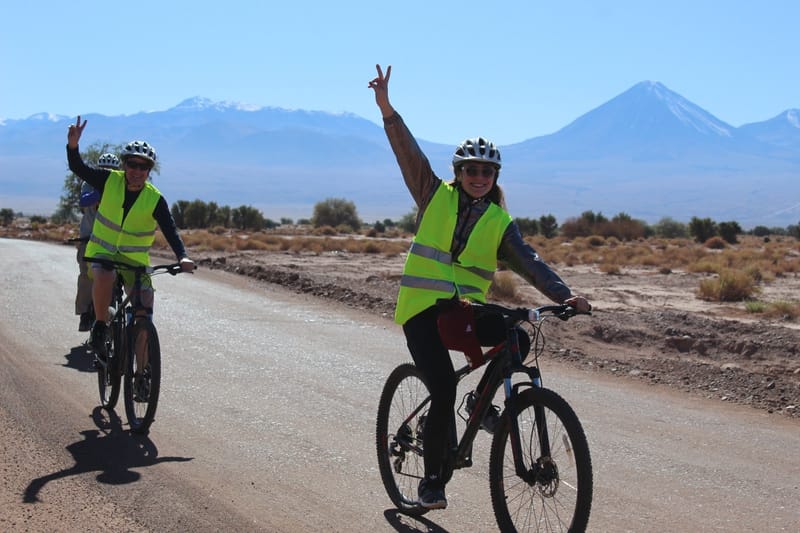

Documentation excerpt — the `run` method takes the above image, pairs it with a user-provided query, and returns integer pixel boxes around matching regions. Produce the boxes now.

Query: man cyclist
[66,116,195,357]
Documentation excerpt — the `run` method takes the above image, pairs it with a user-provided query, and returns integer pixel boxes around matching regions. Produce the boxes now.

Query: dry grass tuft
[488,270,521,302]
[697,269,760,302]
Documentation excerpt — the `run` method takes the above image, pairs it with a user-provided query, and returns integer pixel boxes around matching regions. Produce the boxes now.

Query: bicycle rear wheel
[123,320,161,434]
[97,317,123,409]
[489,387,592,532]
[376,363,430,516]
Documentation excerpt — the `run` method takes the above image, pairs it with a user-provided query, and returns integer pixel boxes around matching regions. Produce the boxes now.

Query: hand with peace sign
[67,116,87,149]
[368,64,395,118]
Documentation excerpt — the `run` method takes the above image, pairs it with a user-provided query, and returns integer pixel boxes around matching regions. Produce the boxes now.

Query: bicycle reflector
[437,299,485,368]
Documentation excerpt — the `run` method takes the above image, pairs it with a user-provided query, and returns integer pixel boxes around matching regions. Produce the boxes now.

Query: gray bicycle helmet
[452,137,501,169]
[97,153,120,169]
[121,140,157,164]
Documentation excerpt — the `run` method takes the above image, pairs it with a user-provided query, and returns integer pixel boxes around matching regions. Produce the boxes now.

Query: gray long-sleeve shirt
[383,112,573,304]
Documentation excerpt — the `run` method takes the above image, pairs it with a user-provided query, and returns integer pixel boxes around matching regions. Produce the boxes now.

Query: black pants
[403,305,455,481]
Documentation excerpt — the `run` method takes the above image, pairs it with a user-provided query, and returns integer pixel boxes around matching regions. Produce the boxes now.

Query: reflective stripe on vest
[85,170,161,265]
[394,182,512,324]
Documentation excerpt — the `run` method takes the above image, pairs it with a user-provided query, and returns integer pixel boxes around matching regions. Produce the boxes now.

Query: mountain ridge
[1,81,798,228]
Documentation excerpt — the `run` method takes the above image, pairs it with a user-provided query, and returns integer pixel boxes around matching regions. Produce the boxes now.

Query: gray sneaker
[418,476,447,510]
[481,405,501,434]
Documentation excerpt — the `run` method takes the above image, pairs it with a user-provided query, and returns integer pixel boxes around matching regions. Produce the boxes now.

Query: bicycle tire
[489,387,593,532]
[376,363,430,516]
[123,320,161,434]
[97,315,123,409]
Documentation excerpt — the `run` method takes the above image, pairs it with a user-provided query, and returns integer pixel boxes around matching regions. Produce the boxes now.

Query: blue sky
[2,1,798,146]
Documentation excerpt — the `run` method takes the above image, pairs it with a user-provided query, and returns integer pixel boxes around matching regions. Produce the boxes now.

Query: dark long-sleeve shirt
[67,146,188,260]
[382,112,573,304]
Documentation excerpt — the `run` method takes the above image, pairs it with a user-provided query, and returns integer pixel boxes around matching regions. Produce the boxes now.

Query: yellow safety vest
[85,171,161,266]
[394,182,512,324]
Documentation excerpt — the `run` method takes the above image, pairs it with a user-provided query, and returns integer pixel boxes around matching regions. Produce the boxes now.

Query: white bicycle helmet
[121,140,157,164]
[97,153,120,169]
[452,137,501,169]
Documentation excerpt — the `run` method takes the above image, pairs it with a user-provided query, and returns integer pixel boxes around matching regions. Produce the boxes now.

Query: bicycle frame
[405,303,576,483]
[378,303,593,530]
[84,256,184,432]
[442,315,539,477]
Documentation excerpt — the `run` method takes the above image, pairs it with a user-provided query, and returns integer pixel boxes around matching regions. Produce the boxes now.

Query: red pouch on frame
[437,299,486,368]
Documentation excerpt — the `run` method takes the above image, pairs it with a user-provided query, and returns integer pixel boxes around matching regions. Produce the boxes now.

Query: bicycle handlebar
[83,256,187,276]
[475,302,591,323]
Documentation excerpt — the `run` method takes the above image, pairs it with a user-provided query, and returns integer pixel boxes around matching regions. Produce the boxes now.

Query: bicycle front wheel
[97,318,123,409]
[376,363,430,516]
[123,320,161,434]
[489,387,593,532]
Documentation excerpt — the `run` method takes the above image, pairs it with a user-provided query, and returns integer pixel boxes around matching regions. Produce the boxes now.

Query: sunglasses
[463,165,496,178]
[126,160,152,171]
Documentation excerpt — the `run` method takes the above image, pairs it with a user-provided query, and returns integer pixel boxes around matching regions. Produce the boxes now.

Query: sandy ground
[197,248,800,418]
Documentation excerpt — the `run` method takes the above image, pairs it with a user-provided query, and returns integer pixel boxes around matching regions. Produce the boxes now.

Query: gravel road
[1,239,798,532]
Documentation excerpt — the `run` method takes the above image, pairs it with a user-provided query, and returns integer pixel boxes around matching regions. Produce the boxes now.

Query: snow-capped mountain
[1,82,797,227]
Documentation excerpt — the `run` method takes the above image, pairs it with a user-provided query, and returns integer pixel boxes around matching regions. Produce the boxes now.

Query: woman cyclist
[368,64,591,510]
[66,116,195,359]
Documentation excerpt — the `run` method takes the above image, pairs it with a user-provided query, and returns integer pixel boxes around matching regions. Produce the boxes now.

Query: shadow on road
[383,509,450,533]
[62,344,96,373]
[23,406,193,503]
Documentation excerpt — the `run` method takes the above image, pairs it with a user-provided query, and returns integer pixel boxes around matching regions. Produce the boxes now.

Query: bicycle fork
[504,367,551,484]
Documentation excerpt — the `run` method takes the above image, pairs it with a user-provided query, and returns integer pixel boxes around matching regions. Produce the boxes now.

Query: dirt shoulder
[193,249,800,418]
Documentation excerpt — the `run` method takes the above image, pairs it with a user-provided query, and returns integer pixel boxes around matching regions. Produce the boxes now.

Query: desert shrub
[688,259,722,274]
[704,236,727,249]
[763,301,800,320]
[718,221,742,244]
[653,217,689,238]
[237,239,272,251]
[363,242,381,254]
[397,208,418,233]
[153,231,168,249]
[751,225,771,237]
[488,270,519,302]
[209,236,234,251]
[538,214,558,238]
[560,213,597,239]
[587,235,605,247]
[0,208,15,226]
[598,262,621,275]
[312,197,361,230]
[312,225,337,236]
[515,217,539,236]
[696,269,759,302]
[744,301,766,313]
[689,217,717,242]
[232,205,267,230]
[336,223,357,234]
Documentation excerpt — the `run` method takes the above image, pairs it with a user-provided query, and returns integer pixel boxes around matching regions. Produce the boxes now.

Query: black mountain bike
[85,257,186,434]
[376,303,593,532]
